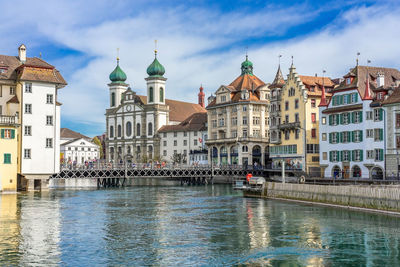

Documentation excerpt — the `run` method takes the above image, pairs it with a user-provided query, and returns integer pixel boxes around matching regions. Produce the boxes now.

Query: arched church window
[126,121,132,136]
[111,92,115,107]
[136,123,141,136]
[117,125,122,137]
[148,122,153,136]
[160,87,164,102]
[149,87,154,103]
[110,126,114,138]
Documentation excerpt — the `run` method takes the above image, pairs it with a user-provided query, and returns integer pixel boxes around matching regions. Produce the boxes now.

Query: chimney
[18,44,26,63]
[377,72,385,87]
[198,85,205,108]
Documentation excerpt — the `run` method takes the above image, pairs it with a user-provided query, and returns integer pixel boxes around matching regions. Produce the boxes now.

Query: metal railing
[0,115,18,125]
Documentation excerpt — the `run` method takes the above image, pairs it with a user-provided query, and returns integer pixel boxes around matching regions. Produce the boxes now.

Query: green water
[0,185,400,266]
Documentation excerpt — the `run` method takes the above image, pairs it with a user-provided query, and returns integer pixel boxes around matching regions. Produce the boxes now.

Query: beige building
[206,56,270,166]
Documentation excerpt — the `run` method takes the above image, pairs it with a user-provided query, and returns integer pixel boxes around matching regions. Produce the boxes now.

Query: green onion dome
[146,51,165,77]
[109,59,127,83]
[241,55,253,75]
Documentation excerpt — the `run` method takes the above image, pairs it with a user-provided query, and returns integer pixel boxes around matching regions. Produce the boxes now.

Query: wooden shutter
[0,129,4,139]
[379,129,383,141]
[379,109,383,121]
[329,151,332,162]
[379,149,383,161]
[339,113,343,124]
[352,150,355,161]
[336,114,340,125]
[359,111,363,122]
[329,115,333,125]
[354,93,358,102]
[329,133,332,143]
[359,150,363,161]
[351,112,355,123]
[11,129,15,139]
[359,130,363,142]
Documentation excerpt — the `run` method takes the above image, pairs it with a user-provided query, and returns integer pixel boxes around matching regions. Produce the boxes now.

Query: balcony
[205,137,238,145]
[0,115,18,126]
[270,137,281,144]
[278,121,301,130]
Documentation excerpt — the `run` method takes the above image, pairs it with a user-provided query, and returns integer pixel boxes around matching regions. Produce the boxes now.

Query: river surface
[1,185,400,266]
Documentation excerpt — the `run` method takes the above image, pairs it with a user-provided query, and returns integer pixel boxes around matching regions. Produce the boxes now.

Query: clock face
[126,105,132,112]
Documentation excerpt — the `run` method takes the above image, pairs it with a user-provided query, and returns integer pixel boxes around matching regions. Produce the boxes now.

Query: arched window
[109,126,114,138]
[148,122,153,136]
[148,145,153,152]
[149,87,154,103]
[136,123,141,136]
[117,125,122,137]
[160,87,164,102]
[127,146,131,154]
[242,145,248,152]
[111,92,115,107]
[110,147,114,160]
[126,121,132,136]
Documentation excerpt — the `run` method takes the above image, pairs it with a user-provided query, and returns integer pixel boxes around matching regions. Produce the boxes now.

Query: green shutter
[379,129,383,141]
[0,129,4,139]
[329,133,332,144]
[360,150,363,161]
[347,94,351,104]
[380,149,384,161]
[359,111,363,122]
[352,150,355,161]
[379,109,383,121]
[354,93,358,103]
[329,115,333,125]
[351,112,355,123]
[359,130,363,142]
[11,129,15,139]
[4,153,11,164]
[339,132,342,143]
[340,95,344,105]
[339,114,343,124]
[340,151,343,162]
[329,151,333,162]
[336,115,340,125]
[351,131,354,142]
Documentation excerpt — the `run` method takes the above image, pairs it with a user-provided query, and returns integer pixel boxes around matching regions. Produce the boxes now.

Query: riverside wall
[255,182,400,212]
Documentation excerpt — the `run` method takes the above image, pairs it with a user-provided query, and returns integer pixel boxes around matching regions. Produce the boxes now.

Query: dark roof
[382,87,400,105]
[60,128,90,140]
[6,95,19,104]
[137,95,206,122]
[0,55,66,86]
[322,104,363,114]
[158,112,207,132]
[270,65,285,88]
[334,65,400,99]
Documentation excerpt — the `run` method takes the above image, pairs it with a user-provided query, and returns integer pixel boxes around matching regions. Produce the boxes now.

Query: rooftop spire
[364,60,373,100]
[319,70,328,107]
[356,52,360,66]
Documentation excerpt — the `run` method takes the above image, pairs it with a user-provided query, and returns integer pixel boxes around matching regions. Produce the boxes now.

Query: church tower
[108,57,128,108]
[145,49,166,105]
[198,85,205,108]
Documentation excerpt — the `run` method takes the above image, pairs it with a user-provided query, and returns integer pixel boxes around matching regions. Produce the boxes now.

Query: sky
[1,0,400,137]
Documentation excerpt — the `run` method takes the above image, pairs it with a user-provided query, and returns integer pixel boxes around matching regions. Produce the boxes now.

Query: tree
[92,136,103,159]
[170,153,187,164]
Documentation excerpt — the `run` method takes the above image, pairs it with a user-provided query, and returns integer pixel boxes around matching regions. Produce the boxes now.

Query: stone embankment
[248,182,400,213]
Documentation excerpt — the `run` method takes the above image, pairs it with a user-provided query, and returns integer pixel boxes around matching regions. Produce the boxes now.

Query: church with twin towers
[105,49,206,163]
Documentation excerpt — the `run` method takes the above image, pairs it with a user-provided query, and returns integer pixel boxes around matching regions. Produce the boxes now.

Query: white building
[158,112,208,164]
[0,44,66,189]
[319,65,400,179]
[105,51,205,163]
[61,138,100,165]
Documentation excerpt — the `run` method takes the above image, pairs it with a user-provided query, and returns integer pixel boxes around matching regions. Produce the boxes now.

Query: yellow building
[269,63,334,176]
[0,116,19,192]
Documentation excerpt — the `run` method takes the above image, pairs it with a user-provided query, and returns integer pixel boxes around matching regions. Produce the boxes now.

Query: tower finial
[291,55,294,65]
[245,46,248,60]
[278,55,282,66]
[356,52,360,66]
[154,40,158,57]
[117,48,120,63]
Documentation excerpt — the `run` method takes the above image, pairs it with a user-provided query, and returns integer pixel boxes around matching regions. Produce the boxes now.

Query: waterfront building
[269,62,335,177]
[206,56,270,166]
[0,116,19,192]
[319,65,400,179]
[159,111,208,164]
[0,45,66,190]
[60,138,100,166]
[382,87,400,178]
[105,51,205,163]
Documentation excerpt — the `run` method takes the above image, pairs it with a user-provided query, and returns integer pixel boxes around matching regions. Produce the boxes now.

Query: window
[173,150,177,155]
[46,138,53,148]
[3,153,11,164]
[136,123,141,136]
[306,144,319,153]
[330,151,338,162]
[212,120,217,128]
[163,132,167,137]
[174,140,177,146]
[242,116,248,125]
[374,149,383,161]
[346,78,351,85]
[295,129,300,139]
[374,108,383,121]
[163,140,167,146]
[285,130,290,140]
[160,87,164,102]
[242,145,248,152]
[242,106,247,111]
[183,140,187,146]
[46,116,53,125]
[353,111,362,123]
[285,101,289,110]
[329,114,339,126]
[1,129,14,139]
[194,131,198,137]
[366,129,373,138]
[232,117,237,126]
[194,139,198,146]
[322,133,327,141]
[184,132,187,137]
[24,126,32,136]
[25,83,32,93]
[366,111,373,120]
[163,150,167,156]
[295,99,299,109]
[242,129,248,138]
[111,92,115,107]
[397,136,400,148]
[110,126,114,138]
[353,150,362,161]
[342,113,349,124]
[148,122,153,136]
[322,117,326,125]
[323,152,327,160]
[24,149,31,159]
[311,113,316,123]
[342,150,350,162]
[174,132,177,137]
[219,118,225,127]
[285,115,289,123]
[149,87,154,102]
[311,99,316,108]
[311,128,316,138]
[374,128,383,141]
[220,95,226,102]
[46,94,53,104]
[330,132,338,143]
[395,114,400,128]
[253,129,260,137]
[353,130,362,142]
[342,131,351,143]
[351,93,358,103]
[117,125,122,137]
[295,113,299,122]
[253,117,260,125]
[10,87,15,95]
[367,150,374,159]
[126,122,132,136]
[25,104,32,114]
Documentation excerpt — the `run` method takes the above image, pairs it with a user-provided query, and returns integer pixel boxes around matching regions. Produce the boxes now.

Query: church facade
[105,51,205,163]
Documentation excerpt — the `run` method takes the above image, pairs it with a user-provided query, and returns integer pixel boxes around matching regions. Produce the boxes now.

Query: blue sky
[1,0,400,137]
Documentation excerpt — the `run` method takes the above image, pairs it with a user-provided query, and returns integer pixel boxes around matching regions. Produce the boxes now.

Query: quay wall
[258,182,400,212]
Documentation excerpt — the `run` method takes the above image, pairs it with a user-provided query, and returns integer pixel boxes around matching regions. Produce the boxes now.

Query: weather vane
[154,40,158,56]
[278,55,282,65]
[356,52,360,65]
[117,48,120,62]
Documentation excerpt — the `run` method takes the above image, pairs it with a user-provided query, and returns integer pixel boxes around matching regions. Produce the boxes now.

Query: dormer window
[346,78,351,85]
[310,86,315,92]
[220,95,226,102]
[241,90,249,100]
[0,67,7,74]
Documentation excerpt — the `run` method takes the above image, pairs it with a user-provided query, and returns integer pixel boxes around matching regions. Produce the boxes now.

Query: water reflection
[0,186,400,266]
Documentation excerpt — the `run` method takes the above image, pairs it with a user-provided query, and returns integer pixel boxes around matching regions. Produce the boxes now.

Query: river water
[1,185,400,266]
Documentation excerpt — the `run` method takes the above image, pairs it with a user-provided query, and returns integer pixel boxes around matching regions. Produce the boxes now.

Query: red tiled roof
[158,112,207,132]
[229,73,265,92]
[382,87,400,105]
